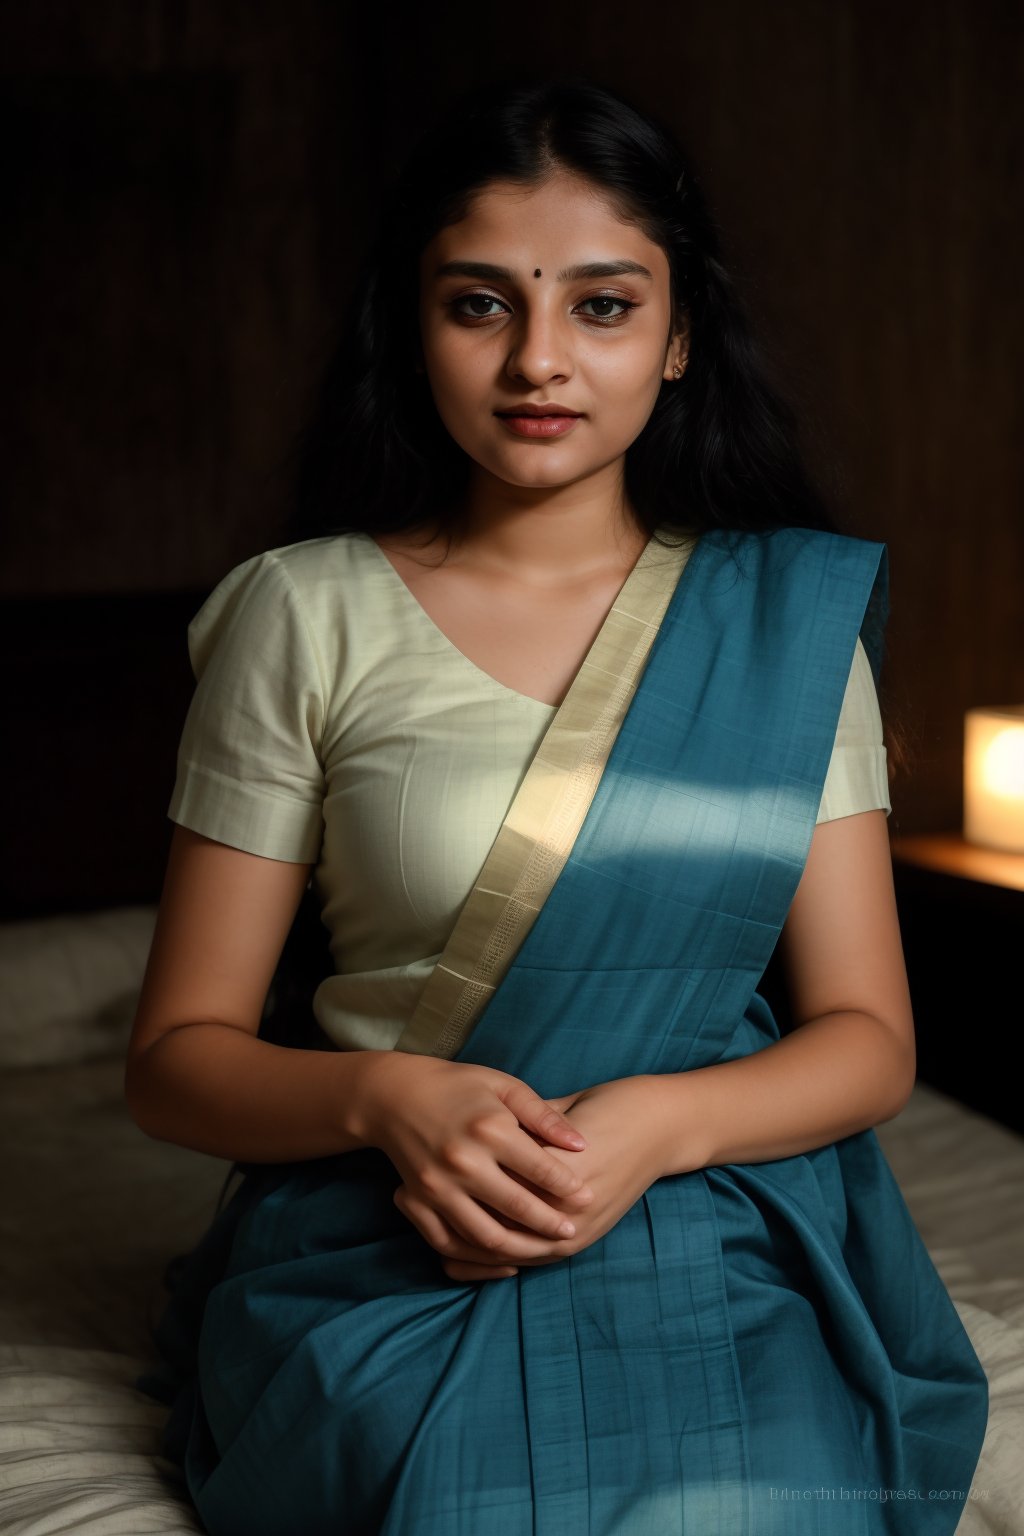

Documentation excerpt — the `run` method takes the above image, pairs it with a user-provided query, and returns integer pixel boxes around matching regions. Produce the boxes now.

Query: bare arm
[124,824,394,1162]
[125,824,595,1264]
[645,808,917,1176]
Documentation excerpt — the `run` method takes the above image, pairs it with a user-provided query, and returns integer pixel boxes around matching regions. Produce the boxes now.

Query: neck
[450,463,649,584]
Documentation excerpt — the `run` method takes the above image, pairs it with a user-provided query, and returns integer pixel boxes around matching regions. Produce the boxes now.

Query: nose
[504,299,573,386]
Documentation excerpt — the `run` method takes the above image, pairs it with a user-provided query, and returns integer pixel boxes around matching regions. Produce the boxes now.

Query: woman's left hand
[405,1075,673,1283]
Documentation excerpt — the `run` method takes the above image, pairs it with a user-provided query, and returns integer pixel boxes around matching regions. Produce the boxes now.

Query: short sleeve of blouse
[167,551,327,862]
[815,635,892,823]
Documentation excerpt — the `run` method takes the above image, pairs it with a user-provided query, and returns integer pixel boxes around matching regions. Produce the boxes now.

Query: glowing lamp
[964,706,1024,853]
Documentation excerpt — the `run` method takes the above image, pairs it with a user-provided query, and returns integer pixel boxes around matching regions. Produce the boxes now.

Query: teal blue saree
[139,525,988,1534]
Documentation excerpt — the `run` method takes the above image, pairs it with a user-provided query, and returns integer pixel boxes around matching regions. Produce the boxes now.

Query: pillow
[0,906,158,1069]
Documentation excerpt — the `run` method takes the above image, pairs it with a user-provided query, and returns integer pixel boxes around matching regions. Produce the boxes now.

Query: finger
[434,1130,587,1239]
[502,1081,587,1151]
[504,1130,595,1206]
[399,1185,570,1265]
[544,1094,579,1116]
[443,1259,519,1282]
[503,1164,596,1211]
[393,1183,466,1259]
[395,1183,504,1259]
[443,1215,572,1266]
[444,1184,578,1250]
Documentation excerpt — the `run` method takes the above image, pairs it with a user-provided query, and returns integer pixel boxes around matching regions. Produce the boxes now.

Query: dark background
[3,0,1022,920]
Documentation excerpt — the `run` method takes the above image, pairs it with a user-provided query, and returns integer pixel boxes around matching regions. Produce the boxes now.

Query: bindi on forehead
[534,268,541,278]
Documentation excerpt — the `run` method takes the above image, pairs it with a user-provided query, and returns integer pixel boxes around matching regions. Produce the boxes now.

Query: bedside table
[890,831,1024,1134]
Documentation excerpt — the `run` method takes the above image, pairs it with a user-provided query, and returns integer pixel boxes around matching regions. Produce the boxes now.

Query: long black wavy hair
[289,74,847,550]
[173,76,912,1245]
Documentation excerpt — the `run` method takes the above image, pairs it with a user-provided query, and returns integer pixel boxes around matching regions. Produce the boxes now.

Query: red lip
[495,404,582,417]
[496,413,582,439]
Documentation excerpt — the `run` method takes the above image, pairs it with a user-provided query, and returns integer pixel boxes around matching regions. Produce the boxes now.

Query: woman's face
[417,169,688,499]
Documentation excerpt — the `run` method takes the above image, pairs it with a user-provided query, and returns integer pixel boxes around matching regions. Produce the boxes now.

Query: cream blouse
[168,532,891,1053]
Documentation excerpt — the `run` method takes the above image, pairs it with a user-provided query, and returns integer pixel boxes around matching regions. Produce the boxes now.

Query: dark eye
[451,293,508,320]
[576,296,636,323]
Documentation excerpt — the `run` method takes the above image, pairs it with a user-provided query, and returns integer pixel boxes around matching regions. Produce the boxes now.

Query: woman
[129,77,988,1534]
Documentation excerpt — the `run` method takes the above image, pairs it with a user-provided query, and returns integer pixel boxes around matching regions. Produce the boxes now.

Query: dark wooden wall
[3,1,1021,881]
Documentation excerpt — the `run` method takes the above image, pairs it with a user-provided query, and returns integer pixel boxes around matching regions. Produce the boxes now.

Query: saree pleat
[140,525,988,1535]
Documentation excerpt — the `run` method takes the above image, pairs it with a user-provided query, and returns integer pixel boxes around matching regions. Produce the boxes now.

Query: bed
[0,902,1021,1535]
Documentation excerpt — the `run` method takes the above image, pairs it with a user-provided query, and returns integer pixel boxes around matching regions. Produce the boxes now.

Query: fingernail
[557,1220,576,1237]
[567,1133,586,1148]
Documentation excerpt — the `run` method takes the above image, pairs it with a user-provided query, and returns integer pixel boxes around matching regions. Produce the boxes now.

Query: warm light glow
[982,729,1024,796]
[964,707,1024,853]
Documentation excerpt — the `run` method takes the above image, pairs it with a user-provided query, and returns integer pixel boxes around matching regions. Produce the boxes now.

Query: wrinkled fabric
[139,526,987,1535]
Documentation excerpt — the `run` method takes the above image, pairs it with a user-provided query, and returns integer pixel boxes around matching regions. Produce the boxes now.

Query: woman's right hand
[358,1054,595,1260]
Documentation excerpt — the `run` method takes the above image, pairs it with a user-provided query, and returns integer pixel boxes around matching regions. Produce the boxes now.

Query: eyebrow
[433,259,654,283]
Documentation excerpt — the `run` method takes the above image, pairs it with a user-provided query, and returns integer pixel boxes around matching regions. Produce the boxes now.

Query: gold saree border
[394,528,699,1061]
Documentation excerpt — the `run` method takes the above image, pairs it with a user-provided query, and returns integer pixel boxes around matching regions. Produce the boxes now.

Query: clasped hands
[375,1057,673,1285]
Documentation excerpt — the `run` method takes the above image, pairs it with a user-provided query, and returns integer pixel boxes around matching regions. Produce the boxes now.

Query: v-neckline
[392,526,700,1059]
[362,529,663,711]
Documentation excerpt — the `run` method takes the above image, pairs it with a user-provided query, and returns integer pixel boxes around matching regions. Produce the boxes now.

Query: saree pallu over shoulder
[142,525,988,1536]
[396,528,699,1060]
[443,522,895,1089]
